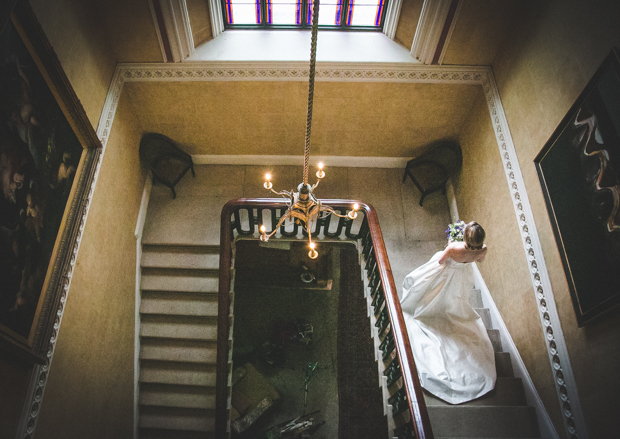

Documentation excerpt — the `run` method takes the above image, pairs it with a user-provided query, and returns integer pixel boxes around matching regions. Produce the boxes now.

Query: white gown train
[401,251,496,404]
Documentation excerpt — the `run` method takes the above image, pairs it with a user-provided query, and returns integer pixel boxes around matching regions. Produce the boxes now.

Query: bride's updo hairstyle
[463,222,485,250]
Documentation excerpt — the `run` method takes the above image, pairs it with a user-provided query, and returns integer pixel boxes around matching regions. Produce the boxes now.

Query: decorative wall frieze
[117,61,488,84]
[21,60,586,439]
[481,71,587,439]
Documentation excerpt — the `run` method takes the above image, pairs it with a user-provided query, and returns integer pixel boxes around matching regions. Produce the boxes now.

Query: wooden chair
[139,133,195,199]
[402,140,462,206]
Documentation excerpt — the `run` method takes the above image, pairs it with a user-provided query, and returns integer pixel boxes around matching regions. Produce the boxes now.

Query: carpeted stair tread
[140,383,216,409]
[487,329,502,352]
[141,195,225,246]
[469,289,483,308]
[475,307,492,329]
[139,428,215,439]
[141,274,219,293]
[424,377,526,407]
[140,316,217,340]
[140,294,219,317]
[495,352,514,377]
[142,250,220,270]
[427,405,539,438]
[139,406,215,432]
[140,361,217,386]
[140,339,217,363]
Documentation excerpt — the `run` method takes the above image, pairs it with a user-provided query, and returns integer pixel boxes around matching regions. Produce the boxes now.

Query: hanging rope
[303,0,320,186]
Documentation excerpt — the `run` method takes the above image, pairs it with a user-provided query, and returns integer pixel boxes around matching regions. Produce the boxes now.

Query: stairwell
[423,288,541,439]
[137,244,222,438]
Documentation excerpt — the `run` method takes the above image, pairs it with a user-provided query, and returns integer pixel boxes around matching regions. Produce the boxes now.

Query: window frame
[221,0,389,31]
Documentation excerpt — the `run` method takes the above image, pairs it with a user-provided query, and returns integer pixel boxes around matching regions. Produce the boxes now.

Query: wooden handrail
[216,199,433,439]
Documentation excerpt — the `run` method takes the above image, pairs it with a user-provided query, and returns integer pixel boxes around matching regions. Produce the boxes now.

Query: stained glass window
[224,0,387,28]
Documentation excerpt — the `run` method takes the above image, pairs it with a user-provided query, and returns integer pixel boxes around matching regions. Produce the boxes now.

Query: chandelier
[259,0,359,259]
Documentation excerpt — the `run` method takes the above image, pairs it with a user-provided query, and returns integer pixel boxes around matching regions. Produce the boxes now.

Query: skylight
[223,0,387,29]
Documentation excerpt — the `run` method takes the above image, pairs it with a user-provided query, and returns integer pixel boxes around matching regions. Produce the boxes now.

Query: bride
[401,221,496,404]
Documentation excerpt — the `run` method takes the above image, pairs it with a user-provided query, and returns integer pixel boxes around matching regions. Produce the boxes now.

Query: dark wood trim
[151,0,174,63]
[217,199,433,438]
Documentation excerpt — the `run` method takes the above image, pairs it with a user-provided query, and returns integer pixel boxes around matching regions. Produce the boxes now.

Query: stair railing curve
[217,198,433,439]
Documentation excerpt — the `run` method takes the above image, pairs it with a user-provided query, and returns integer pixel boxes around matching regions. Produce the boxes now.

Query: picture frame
[535,48,620,326]
[0,2,102,363]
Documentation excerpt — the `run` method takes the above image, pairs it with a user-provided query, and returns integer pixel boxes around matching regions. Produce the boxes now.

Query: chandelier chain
[303,0,320,185]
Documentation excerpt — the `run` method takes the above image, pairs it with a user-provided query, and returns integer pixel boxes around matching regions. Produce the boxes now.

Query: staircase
[424,288,541,439]
[137,244,221,439]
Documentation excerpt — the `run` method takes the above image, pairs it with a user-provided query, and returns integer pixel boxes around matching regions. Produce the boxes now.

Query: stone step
[427,405,539,438]
[141,274,219,293]
[140,293,219,317]
[140,361,217,387]
[495,352,514,378]
[140,315,217,340]
[475,307,492,329]
[487,329,502,352]
[140,338,217,363]
[140,383,216,409]
[139,406,215,432]
[424,377,526,407]
[142,248,220,270]
[469,289,483,308]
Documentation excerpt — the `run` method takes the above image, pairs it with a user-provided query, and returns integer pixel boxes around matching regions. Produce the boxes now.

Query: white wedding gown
[401,251,496,404]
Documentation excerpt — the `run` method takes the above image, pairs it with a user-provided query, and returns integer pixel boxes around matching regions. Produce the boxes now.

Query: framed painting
[0,2,101,363]
[535,48,620,326]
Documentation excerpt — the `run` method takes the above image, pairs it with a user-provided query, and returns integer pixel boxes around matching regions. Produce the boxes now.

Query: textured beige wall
[95,0,163,63]
[441,0,518,66]
[35,96,145,439]
[454,93,564,432]
[458,1,620,436]
[123,80,480,157]
[394,0,422,51]
[29,0,117,128]
[187,0,213,47]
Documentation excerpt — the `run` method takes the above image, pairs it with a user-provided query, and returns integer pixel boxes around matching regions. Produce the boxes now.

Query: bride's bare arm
[438,244,453,264]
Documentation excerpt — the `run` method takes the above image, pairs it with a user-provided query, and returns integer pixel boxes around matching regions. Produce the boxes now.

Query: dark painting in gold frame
[535,48,620,326]
[0,2,101,363]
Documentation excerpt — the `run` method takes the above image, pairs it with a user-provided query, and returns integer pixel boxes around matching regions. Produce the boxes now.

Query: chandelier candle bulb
[259,225,267,241]
[264,173,273,190]
[316,162,325,179]
[308,242,318,259]
[348,203,359,220]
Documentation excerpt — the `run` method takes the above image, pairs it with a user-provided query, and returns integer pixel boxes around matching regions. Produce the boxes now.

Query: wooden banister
[216,199,433,439]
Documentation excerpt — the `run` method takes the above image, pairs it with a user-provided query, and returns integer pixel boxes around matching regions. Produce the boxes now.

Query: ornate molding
[118,61,488,83]
[382,0,403,40]
[410,0,453,64]
[22,61,586,439]
[208,0,225,39]
[481,71,587,439]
